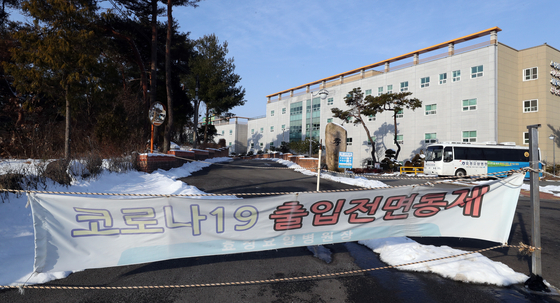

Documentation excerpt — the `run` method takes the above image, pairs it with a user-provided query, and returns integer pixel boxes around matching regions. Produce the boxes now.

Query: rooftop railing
[265,27,500,101]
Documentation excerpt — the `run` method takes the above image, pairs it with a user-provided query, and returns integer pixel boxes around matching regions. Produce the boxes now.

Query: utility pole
[525,124,549,292]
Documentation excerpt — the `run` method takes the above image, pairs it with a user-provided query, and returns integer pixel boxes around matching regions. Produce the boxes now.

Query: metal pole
[316,140,322,191]
[308,94,312,156]
[527,124,541,277]
[554,137,556,176]
[151,124,154,153]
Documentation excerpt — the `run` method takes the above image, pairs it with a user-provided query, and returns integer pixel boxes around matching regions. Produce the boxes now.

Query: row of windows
[279,65,484,116]
[278,66,538,119]
[256,97,537,139]
[345,131,476,147]
[360,65,483,95]
[250,130,532,149]
[416,65,483,89]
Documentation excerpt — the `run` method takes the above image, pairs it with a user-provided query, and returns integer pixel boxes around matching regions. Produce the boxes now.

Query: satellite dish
[149,102,166,126]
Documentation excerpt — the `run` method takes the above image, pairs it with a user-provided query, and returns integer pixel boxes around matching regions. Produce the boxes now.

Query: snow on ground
[0,157,534,287]
[258,158,389,189]
[360,237,527,287]
[521,182,560,198]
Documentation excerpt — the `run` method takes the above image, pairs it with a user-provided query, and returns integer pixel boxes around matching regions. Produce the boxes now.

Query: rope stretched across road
[0,167,529,197]
[0,243,539,291]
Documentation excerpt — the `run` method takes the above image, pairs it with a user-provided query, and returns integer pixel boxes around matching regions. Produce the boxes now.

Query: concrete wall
[137,148,229,173]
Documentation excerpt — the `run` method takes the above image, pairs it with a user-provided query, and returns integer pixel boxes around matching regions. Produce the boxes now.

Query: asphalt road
[1,159,559,302]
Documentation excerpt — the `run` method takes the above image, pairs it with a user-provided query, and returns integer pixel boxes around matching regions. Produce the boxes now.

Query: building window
[425,133,437,144]
[347,138,352,146]
[365,89,372,96]
[396,110,403,118]
[462,98,477,111]
[523,132,529,144]
[281,124,285,130]
[420,77,430,88]
[462,131,477,142]
[221,130,224,135]
[251,129,254,134]
[327,118,333,123]
[377,87,383,96]
[271,110,274,116]
[367,136,376,145]
[400,81,409,92]
[439,73,447,84]
[425,104,437,115]
[229,130,233,135]
[260,127,263,133]
[368,115,375,121]
[524,67,538,81]
[270,141,274,147]
[471,65,483,78]
[270,126,274,132]
[327,98,334,105]
[396,135,404,144]
[250,143,254,148]
[282,107,286,114]
[452,70,461,82]
[387,84,393,93]
[523,99,538,112]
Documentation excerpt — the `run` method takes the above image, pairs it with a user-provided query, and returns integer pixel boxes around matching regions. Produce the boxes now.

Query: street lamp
[308,89,329,156]
[549,134,556,175]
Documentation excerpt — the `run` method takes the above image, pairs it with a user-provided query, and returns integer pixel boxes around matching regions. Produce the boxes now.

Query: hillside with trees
[0,0,245,159]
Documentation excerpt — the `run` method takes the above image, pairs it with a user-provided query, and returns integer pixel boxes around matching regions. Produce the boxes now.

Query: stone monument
[325,123,347,172]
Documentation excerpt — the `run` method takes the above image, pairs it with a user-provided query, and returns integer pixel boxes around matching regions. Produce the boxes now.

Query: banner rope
[170,155,510,180]
[0,169,528,197]
[0,243,540,291]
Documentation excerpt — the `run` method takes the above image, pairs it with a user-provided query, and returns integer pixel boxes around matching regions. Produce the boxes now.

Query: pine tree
[185,34,246,143]
[4,0,102,159]
[332,88,421,162]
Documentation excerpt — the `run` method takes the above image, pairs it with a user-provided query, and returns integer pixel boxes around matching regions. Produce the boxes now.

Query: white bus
[424,142,540,178]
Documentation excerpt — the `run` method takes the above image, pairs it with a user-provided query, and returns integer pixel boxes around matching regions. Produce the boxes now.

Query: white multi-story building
[212,117,248,154]
[217,27,560,167]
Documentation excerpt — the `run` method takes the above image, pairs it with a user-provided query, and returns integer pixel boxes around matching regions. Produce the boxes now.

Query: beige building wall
[497,43,560,163]
[543,45,560,164]
[497,44,520,143]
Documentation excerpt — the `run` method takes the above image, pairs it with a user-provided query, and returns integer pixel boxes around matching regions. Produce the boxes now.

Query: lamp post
[308,89,329,156]
[549,134,556,175]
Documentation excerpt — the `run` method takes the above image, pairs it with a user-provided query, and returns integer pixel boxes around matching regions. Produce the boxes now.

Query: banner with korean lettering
[29,173,524,273]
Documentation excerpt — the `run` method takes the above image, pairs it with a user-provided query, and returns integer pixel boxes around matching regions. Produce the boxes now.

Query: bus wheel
[455,169,467,177]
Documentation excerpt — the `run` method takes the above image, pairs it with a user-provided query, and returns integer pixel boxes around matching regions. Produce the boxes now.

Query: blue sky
[8,0,557,118]
[174,0,557,118]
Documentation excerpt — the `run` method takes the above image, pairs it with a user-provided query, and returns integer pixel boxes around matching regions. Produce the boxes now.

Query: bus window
[426,146,443,161]
[469,148,485,160]
[444,147,453,162]
[454,147,467,160]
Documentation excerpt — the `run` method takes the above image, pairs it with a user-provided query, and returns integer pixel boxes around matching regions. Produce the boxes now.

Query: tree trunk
[150,0,158,149]
[163,0,173,153]
[193,98,199,147]
[393,113,401,160]
[203,106,209,143]
[105,28,149,136]
[64,83,71,160]
[360,120,376,163]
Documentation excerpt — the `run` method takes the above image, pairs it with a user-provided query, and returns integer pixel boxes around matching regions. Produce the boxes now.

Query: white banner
[30,173,524,273]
